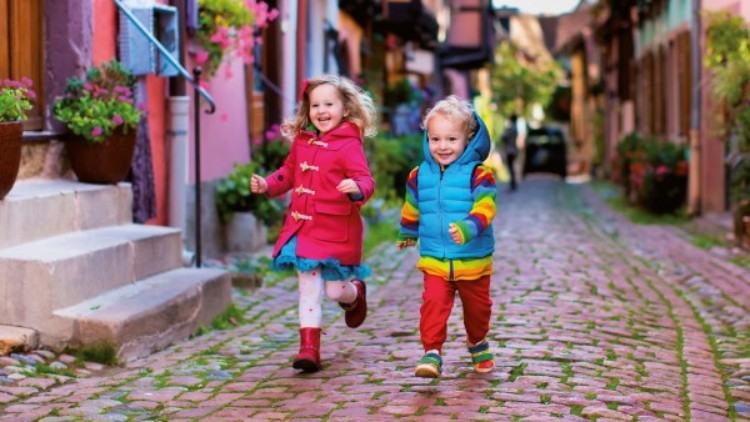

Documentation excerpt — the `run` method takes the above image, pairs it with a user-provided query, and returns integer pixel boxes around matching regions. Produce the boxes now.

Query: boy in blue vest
[397,95,497,378]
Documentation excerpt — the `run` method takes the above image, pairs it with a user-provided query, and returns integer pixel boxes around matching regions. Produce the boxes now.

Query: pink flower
[238,26,254,40]
[112,115,124,125]
[91,126,103,137]
[265,124,280,140]
[210,27,232,49]
[113,86,132,97]
[195,50,209,65]
[655,165,670,176]
[253,136,262,145]
[20,77,33,87]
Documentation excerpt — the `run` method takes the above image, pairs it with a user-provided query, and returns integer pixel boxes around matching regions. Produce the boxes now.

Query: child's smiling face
[427,114,469,166]
[308,83,345,135]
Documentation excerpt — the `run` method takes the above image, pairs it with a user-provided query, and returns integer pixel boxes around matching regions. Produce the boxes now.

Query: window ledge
[22,130,67,143]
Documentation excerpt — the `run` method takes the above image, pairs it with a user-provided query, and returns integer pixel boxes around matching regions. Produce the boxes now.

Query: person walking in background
[397,95,497,378]
[250,75,377,373]
[501,114,520,191]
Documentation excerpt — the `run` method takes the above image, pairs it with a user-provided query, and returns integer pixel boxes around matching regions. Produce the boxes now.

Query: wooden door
[0,0,44,130]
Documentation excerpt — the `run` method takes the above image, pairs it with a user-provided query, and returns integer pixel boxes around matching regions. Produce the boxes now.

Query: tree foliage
[704,10,750,239]
[490,42,562,118]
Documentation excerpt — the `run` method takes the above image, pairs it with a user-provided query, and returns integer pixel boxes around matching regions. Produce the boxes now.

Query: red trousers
[420,273,492,353]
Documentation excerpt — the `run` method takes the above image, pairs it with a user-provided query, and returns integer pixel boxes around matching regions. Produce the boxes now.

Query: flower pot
[224,211,268,253]
[0,121,23,200]
[65,128,136,184]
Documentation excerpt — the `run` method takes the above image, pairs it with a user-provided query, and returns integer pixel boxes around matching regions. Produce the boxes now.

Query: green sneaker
[468,340,495,373]
[415,352,442,378]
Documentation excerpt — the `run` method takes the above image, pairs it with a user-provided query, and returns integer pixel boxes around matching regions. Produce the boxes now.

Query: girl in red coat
[250,75,377,373]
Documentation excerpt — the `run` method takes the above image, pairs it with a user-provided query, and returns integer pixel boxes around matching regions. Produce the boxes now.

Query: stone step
[0,179,133,249]
[0,224,182,331]
[54,268,232,362]
[0,325,39,355]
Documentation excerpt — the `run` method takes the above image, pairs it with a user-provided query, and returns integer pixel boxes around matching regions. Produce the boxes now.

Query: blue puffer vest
[417,112,495,259]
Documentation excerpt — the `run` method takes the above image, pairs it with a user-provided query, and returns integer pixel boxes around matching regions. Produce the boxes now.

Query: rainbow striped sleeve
[451,165,497,244]
[398,166,420,243]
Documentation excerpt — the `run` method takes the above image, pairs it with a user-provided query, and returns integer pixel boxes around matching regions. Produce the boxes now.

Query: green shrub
[215,161,284,224]
[366,133,422,202]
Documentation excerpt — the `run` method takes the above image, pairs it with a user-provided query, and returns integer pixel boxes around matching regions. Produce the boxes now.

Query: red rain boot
[339,279,367,328]
[293,327,321,372]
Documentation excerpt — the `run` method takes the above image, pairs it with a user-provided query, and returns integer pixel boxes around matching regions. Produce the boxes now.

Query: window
[0,0,44,130]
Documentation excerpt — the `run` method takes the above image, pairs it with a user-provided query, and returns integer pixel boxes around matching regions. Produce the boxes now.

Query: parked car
[522,126,567,179]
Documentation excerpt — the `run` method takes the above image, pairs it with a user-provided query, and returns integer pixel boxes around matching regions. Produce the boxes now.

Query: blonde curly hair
[422,95,478,139]
[281,75,378,139]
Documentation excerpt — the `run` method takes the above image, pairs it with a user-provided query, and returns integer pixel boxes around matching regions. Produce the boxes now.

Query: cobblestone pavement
[1,177,750,421]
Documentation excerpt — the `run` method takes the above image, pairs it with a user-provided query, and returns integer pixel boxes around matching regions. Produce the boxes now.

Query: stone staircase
[0,179,232,361]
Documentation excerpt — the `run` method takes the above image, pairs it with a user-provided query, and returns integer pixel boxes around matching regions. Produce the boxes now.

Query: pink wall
[188,56,251,182]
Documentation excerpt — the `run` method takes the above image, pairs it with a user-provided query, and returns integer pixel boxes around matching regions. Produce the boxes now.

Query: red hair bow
[298,79,309,101]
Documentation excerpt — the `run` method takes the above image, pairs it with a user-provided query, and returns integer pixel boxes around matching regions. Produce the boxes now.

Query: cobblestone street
[1,178,750,421]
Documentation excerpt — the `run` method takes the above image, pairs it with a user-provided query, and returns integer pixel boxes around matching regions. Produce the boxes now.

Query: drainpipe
[169,0,192,263]
[687,0,701,215]
[281,1,297,118]
[168,96,189,233]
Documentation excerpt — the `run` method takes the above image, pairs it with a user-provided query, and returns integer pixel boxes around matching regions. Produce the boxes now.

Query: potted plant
[0,77,36,199]
[215,161,286,252]
[629,140,689,214]
[53,59,142,184]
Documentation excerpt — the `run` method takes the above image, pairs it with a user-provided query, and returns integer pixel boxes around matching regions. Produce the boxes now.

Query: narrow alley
[1,177,747,421]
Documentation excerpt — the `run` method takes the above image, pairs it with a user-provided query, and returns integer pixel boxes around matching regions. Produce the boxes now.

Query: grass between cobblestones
[579,182,750,420]
[8,183,750,420]
[677,289,738,420]
[560,184,694,419]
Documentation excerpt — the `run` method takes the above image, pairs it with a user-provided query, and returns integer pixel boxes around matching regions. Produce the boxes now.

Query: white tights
[298,268,358,328]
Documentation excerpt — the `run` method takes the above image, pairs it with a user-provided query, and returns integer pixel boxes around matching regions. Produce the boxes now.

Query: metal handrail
[114,0,215,267]
[113,0,216,114]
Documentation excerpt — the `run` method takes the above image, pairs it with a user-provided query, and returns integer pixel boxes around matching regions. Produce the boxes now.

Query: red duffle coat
[264,122,375,266]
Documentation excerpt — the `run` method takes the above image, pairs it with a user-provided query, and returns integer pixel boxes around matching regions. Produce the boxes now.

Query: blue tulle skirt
[271,235,371,281]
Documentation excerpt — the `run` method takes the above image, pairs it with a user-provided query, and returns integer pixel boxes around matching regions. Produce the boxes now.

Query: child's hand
[250,174,268,194]
[448,224,463,245]
[337,178,361,195]
[397,238,416,250]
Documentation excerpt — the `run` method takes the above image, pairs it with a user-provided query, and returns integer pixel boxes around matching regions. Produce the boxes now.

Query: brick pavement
[0,177,748,421]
